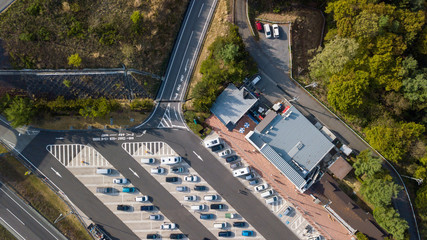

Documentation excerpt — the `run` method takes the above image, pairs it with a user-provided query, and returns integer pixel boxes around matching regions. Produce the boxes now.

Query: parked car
[140,205,156,211]
[205,138,221,148]
[160,223,177,230]
[194,185,207,191]
[218,149,232,158]
[249,179,259,185]
[149,214,162,220]
[135,196,150,202]
[263,24,272,38]
[113,178,129,184]
[117,205,130,211]
[166,177,179,183]
[233,167,251,177]
[255,21,262,31]
[176,186,189,192]
[171,166,185,173]
[230,161,243,169]
[200,213,215,220]
[233,221,246,227]
[225,155,238,163]
[261,189,274,198]
[190,205,207,211]
[272,24,280,38]
[225,213,237,219]
[219,231,233,237]
[284,206,292,216]
[96,168,112,175]
[255,183,269,192]
[210,144,224,152]
[245,173,256,180]
[184,175,199,182]
[265,196,279,205]
[211,204,225,210]
[141,158,155,164]
[184,195,197,201]
[204,195,219,201]
[160,156,182,165]
[151,167,165,174]
[214,222,228,229]
[242,230,255,236]
[122,187,137,193]
[170,233,185,239]
[146,233,160,239]
[96,187,113,194]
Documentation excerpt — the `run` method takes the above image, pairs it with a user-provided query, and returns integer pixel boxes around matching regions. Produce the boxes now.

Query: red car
[256,21,262,31]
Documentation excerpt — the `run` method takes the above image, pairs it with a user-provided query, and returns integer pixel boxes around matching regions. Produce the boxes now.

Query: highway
[0,181,67,240]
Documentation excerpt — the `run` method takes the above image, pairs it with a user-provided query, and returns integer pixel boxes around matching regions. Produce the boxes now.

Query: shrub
[26,3,41,16]
[68,54,82,67]
[63,80,71,88]
[355,232,368,240]
[4,97,35,128]
[19,32,35,42]
[130,99,154,112]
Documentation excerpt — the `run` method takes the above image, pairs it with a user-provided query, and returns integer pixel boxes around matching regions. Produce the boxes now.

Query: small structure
[328,156,353,180]
[211,83,258,131]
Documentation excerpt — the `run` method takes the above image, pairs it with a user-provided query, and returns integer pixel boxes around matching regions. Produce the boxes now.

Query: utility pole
[401,175,423,185]
[305,82,318,88]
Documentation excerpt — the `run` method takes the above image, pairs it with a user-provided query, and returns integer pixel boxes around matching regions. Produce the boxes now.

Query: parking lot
[257,23,290,73]
[122,141,265,239]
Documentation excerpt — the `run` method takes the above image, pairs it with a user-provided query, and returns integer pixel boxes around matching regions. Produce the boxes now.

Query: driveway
[257,24,290,73]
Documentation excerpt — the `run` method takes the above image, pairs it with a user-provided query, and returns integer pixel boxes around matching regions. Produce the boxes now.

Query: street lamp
[402,175,423,185]
[289,96,299,102]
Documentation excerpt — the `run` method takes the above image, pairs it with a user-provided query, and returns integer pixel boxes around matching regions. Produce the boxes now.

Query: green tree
[4,97,35,128]
[130,99,154,111]
[373,206,409,240]
[364,122,425,162]
[353,150,382,177]
[355,232,369,240]
[68,53,82,67]
[360,178,402,208]
[308,37,359,83]
[354,10,380,38]
[219,43,240,63]
[416,27,427,55]
[396,9,425,44]
[416,184,427,217]
[402,72,427,104]
[63,79,71,88]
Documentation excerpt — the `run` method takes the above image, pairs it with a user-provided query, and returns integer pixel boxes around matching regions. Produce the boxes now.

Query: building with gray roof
[246,106,334,192]
[211,83,258,131]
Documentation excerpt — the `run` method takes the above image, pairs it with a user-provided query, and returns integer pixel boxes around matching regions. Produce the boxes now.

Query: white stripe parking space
[46,144,111,167]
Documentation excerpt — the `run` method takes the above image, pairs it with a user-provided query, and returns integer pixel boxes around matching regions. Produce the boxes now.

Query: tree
[368,53,403,91]
[416,184,427,217]
[364,122,425,162]
[68,53,82,67]
[416,27,427,55]
[219,43,240,63]
[327,69,369,116]
[354,10,380,38]
[402,72,427,104]
[4,97,35,128]
[308,37,359,83]
[353,150,382,177]
[130,99,154,111]
[373,206,409,240]
[360,178,402,208]
[396,9,425,44]
[355,232,369,240]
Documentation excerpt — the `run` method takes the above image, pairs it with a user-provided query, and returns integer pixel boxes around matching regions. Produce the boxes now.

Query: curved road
[234,0,419,239]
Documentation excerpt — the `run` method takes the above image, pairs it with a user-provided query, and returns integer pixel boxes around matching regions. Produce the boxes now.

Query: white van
[264,24,272,38]
[96,168,112,175]
[266,196,279,204]
[141,158,155,164]
[160,156,182,165]
[261,189,274,198]
[251,75,261,85]
[204,138,221,148]
[191,205,207,211]
[213,222,228,229]
[233,167,251,177]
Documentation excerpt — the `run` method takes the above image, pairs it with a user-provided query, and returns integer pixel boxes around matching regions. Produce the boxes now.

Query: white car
[204,138,221,148]
[160,223,177,230]
[204,195,219,201]
[160,156,182,165]
[151,167,165,174]
[135,196,150,202]
[218,149,232,158]
[255,183,269,192]
[272,24,279,38]
[184,175,199,182]
[184,195,197,201]
[113,178,129,184]
[149,214,162,220]
[264,24,272,38]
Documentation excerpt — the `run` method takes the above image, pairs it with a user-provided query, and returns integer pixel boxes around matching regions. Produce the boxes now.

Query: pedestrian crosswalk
[46,144,111,167]
[121,142,176,157]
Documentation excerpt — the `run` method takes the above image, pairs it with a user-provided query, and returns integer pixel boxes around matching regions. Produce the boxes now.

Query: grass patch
[0,144,9,154]
[0,224,16,240]
[0,153,91,240]
[130,73,162,99]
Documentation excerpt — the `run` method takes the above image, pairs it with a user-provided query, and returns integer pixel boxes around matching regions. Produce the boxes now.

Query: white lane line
[198,3,204,17]
[50,167,62,178]
[193,151,203,161]
[170,30,194,100]
[184,59,189,72]
[6,209,25,225]
[129,168,140,178]
[0,217,26,240]
[0,188,59,240]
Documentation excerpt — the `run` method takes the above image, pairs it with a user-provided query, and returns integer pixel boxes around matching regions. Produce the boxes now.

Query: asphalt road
[234,1,419,239]
[0,181,67,240]
[0,0,15,13]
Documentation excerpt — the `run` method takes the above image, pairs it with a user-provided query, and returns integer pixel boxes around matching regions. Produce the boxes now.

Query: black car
[140,205,156,211]
[210,144,224,152]
[166,177,179,182]
[233,221,246,227]
[225,155,238,163]
[194,185,207,191]
[171,166,186,173]
[218,231,232,237]
[210,204,225,210]
[117,205,130,211]
[147,233,160,239]
[170,233,186,239]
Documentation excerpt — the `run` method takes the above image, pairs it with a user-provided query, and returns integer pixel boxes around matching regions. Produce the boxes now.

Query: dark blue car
[200,214,215,220]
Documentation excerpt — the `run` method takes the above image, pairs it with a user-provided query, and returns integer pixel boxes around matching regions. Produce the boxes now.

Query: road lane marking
[7,209,25,225]
[193,151,203,161]
[198,3,204,17]
[171,30,194,100]
[50,167,62,178]
[184,59,189,72]
[0,217,26,240]
[129,168,140,178]
[0,188,59,240]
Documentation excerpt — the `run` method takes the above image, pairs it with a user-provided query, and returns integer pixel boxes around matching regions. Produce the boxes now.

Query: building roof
[246,106,334,191]
[311,174,386,239]
[211,84,258,131]
[328,156,353,180]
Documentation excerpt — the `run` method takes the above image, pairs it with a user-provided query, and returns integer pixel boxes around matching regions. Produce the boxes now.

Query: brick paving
[206,114,352,240]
